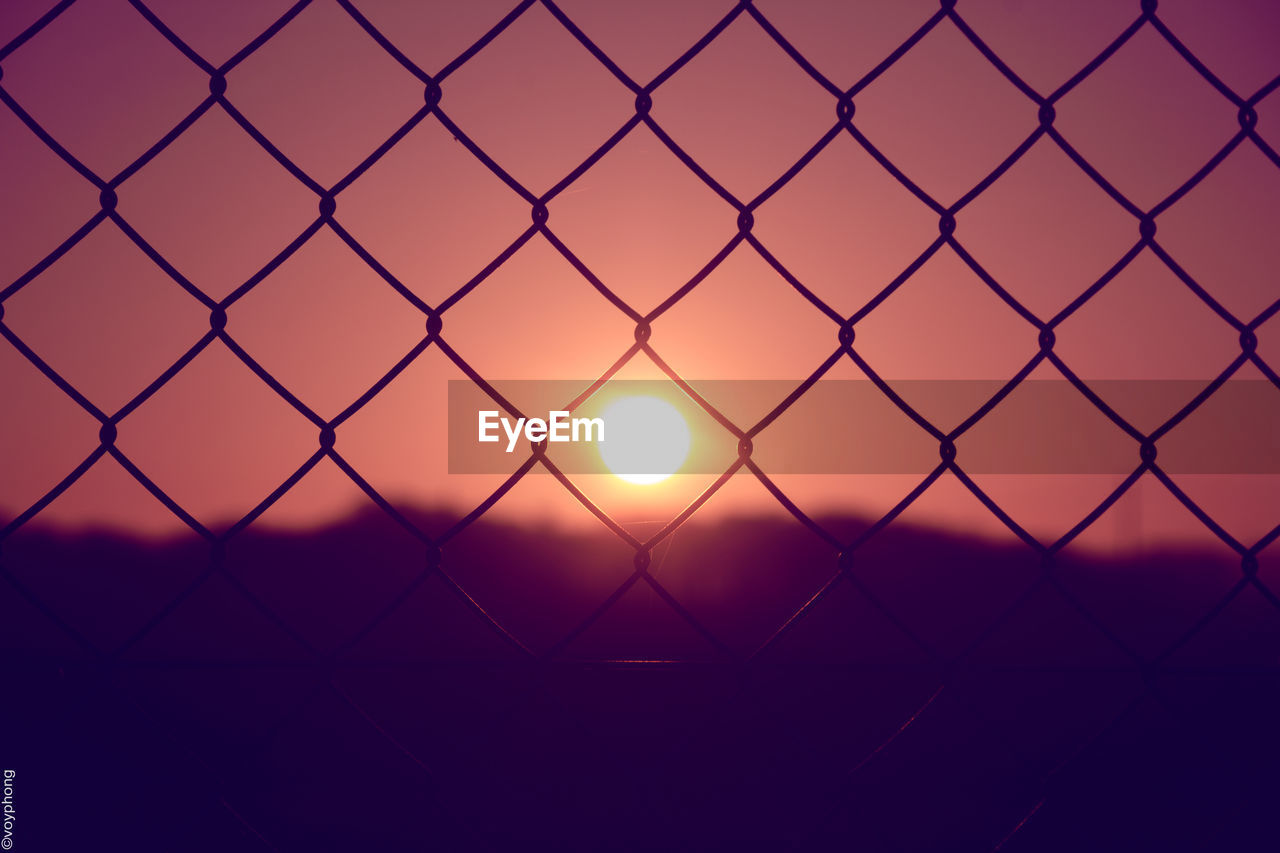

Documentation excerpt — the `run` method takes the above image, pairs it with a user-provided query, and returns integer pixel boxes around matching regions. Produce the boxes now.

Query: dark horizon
[4,506,1277,850]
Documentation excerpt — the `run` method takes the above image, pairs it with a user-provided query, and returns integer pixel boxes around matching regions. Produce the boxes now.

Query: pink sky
[1,0,1278,555]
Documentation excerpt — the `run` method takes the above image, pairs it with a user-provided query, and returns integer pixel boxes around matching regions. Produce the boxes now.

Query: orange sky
[2,0,1278,553]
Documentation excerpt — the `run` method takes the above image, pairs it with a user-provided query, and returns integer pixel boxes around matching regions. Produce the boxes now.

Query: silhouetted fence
[1,1,1277,849]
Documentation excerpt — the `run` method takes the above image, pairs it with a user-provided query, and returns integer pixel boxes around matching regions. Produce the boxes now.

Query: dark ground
[2,508,1278,851]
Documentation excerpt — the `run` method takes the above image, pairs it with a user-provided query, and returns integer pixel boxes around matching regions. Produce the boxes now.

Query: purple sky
[1,0,1278,555]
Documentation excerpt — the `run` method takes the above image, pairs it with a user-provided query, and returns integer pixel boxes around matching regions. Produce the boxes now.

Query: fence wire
[1,0,1278,849]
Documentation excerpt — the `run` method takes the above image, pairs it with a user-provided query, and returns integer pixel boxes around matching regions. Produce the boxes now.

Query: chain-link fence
[2,0,1278,849]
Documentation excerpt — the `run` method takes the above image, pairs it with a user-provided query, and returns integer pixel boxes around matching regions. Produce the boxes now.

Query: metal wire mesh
[1,0,1278,849]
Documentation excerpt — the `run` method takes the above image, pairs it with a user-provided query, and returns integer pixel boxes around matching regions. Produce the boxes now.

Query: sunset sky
[1,0,1278,554]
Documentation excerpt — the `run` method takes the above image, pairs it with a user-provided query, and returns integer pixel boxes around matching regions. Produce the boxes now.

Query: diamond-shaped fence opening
[2,1,1278,850]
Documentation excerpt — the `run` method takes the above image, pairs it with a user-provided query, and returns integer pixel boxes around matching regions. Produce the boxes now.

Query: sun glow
[598,396,691,485]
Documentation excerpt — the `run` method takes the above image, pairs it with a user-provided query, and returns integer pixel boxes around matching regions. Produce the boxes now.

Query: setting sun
[598,395,692,485]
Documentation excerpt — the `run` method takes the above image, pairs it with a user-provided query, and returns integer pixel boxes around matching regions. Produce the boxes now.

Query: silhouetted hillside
[2,509,1277,851]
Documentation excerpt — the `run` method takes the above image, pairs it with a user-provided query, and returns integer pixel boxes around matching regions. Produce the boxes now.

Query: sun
[598,395,691,485]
